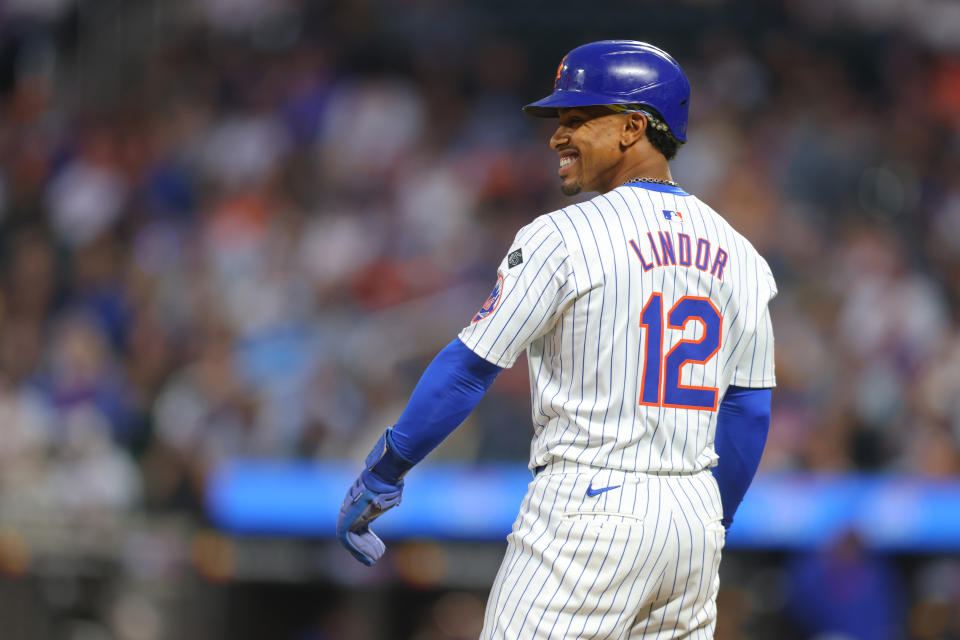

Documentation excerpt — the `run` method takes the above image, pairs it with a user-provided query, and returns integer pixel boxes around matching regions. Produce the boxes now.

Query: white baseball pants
[480,465,725,639]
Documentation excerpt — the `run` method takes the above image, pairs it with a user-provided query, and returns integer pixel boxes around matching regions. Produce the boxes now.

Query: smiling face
[550,106,632,196]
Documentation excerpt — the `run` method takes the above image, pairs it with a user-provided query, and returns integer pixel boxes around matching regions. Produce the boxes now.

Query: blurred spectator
[150,317,257,507]
[785,531,905,640]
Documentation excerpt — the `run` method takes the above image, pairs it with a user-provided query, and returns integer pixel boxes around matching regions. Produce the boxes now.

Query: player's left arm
[709,385,771,531]
[337,338,502,566]
[713,256,777,531]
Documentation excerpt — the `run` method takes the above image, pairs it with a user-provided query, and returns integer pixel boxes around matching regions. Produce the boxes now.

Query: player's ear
[619,112,647,148]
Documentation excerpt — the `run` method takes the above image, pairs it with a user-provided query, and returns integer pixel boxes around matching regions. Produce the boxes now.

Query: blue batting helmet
[523,40,690,142]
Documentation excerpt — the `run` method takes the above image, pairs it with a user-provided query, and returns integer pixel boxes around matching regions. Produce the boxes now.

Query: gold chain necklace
[622,177,681,187]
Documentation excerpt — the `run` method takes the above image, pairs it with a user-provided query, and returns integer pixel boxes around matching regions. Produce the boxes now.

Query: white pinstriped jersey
[459,182,776,474]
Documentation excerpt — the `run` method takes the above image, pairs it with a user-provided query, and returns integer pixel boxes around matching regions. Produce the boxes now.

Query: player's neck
[605,153,673,193]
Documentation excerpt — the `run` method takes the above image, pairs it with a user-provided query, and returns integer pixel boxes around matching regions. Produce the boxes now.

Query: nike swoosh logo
[586,482,621,498]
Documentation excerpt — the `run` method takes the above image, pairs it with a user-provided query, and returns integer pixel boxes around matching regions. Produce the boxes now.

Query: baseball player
[338,40,775,639]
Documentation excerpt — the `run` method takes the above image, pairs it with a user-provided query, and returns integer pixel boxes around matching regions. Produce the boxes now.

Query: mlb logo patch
[662,210,684,223]
[472,273,505,323]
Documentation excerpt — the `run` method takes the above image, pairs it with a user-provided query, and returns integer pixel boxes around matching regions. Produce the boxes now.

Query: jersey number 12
[639,293,722,411]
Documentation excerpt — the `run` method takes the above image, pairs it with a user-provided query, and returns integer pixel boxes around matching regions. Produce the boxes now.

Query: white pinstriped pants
[480,465,725,640]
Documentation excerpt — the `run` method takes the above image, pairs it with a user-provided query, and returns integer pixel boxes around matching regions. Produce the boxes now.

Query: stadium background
[1,0,960,638]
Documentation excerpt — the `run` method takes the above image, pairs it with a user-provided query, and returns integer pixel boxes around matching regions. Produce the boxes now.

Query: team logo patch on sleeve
[472,273,504,323]
[507,248,523,268]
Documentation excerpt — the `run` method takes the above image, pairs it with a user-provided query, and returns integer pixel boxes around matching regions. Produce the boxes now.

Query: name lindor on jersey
[628,229,729,281]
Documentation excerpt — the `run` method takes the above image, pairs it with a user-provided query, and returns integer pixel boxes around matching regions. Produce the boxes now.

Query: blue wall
[207,461,960,551]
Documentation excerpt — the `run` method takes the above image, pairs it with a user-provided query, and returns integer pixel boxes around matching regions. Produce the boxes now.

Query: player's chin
[560,179,582,196]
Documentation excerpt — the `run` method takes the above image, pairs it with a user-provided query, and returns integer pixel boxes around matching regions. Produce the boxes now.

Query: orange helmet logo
[554,56,567,89]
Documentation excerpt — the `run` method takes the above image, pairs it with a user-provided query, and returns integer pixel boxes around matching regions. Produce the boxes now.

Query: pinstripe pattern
[480,467,724,639]
[459,184,777,475]
[461,183,776,638]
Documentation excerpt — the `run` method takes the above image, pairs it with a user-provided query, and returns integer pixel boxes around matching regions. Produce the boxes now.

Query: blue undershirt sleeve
[385,338,502,467]
[710,385,772,531]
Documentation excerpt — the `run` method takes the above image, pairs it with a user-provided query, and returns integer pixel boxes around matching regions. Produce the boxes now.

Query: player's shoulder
[512,207,598,289]
[511,211,566,249]
[529,195,617,240]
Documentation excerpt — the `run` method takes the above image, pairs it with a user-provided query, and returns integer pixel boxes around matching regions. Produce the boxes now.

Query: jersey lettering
[630,232,727,281]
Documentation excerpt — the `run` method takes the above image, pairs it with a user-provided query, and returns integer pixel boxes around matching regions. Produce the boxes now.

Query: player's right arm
[337,216,577,565]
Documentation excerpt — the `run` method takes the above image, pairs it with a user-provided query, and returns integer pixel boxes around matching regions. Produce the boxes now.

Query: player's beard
[560,175,582,196]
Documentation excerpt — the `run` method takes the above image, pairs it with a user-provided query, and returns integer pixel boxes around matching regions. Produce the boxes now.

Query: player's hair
[607,103,684,160]
[640,108,684,161]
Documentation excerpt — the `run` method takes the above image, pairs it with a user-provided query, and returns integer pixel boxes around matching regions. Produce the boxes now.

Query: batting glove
[336,428,414,566]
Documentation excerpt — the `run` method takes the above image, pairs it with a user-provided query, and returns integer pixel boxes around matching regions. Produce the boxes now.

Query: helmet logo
[554,56,567,89]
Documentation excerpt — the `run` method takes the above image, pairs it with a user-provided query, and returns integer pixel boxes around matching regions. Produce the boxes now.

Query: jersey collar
[621,182,690,196]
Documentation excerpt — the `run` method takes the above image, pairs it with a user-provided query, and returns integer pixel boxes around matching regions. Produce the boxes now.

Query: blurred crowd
[2,0,960,508]
[1,0,960,637]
